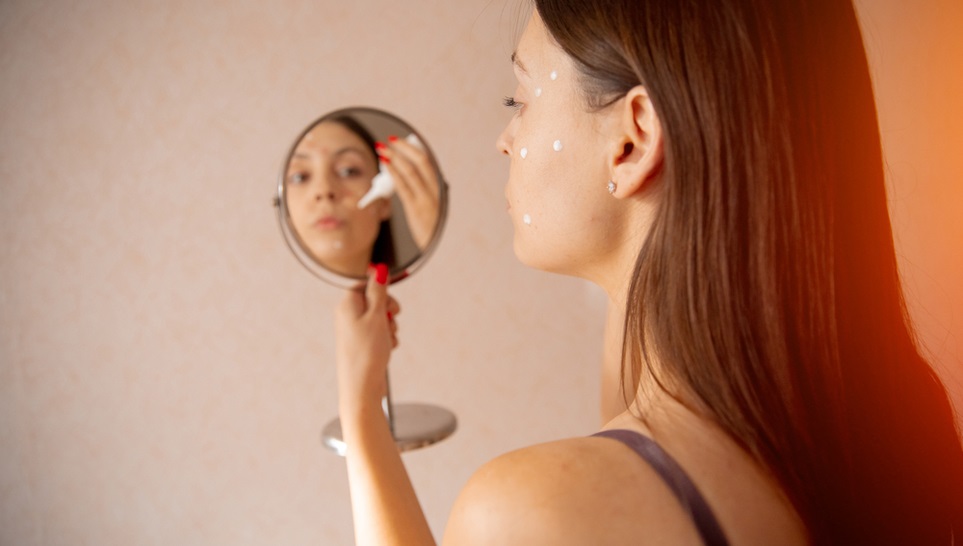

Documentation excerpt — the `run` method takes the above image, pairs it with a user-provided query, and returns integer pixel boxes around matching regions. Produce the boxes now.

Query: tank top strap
[592,429,730,546]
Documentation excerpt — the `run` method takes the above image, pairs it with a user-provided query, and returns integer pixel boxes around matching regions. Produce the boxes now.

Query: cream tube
[358,168,393,209]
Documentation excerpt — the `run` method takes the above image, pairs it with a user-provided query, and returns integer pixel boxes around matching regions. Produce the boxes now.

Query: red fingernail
[387,311,393,321]
[375,141,386,150]
[378,155,391,164]
[375,263,388,285]
[388,135,398,143]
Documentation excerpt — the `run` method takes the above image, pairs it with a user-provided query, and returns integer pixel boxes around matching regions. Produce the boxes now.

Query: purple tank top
[592,429,730,546]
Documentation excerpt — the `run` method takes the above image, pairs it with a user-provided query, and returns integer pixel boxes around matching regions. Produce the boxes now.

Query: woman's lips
[314,216,344,230]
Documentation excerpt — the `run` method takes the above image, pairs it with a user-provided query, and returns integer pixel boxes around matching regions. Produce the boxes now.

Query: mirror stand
[321,373,457,456]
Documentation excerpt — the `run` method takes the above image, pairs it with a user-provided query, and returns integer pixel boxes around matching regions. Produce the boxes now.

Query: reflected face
[496,12,626,278]
[285,121,391,277]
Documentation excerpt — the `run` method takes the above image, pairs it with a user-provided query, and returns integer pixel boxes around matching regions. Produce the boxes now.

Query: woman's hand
[335,263,401,416]
[376,136,441,251]
[335,264,434,546]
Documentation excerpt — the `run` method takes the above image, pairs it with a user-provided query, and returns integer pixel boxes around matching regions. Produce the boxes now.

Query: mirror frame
[275,106,449,288]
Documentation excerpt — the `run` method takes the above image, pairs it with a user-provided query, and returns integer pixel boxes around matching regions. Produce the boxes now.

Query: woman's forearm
[340,401,436,546]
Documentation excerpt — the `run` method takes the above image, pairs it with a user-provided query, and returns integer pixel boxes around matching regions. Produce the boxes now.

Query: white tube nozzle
[358,168,394,209]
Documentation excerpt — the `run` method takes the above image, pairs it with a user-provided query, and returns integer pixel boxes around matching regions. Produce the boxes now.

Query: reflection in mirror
[276,107,448,288]
[274,107,456,456]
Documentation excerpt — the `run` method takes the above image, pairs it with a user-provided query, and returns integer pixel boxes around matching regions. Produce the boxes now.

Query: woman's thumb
[365,263,389,313]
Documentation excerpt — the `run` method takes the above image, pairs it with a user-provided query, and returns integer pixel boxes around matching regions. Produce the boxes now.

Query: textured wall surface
[1,0,960,544]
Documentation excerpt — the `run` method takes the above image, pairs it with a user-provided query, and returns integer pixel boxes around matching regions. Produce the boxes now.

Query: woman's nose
[313,176,338,202]
[314,188,336,201]
[495,122,513,156]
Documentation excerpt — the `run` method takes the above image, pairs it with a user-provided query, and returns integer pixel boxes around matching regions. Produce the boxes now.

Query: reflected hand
[377,137,440,251]
[335,263,401,415]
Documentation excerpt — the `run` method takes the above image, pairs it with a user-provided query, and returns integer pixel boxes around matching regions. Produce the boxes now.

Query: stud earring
[607,180,617,194]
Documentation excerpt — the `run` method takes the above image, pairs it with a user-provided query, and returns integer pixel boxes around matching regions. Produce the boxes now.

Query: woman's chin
[306,244,364,276]
[513,237,601,284]
[512,238,561,276]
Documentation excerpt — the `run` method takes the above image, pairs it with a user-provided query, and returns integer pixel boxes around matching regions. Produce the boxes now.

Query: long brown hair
[535,0,963,542]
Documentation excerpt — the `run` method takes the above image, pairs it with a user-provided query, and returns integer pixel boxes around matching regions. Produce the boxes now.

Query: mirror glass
[276,107,448,287]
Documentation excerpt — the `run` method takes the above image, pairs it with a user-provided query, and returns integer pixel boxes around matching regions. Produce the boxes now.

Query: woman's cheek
[507,154,535,224]
[513,156,560,235]
[343,186,364,205]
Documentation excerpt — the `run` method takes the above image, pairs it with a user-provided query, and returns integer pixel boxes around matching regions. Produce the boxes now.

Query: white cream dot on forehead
[520,147,528,159]
[523,213,532,225]
[553,140,563,152]
[550,70,558,80]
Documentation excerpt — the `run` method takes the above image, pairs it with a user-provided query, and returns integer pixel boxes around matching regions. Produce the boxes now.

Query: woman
[336,1,963,544]
[287,115,441,276]
[286,116,397,277]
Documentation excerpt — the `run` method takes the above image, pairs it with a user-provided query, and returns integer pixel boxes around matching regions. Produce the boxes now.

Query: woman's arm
[335,265,435,545]
[340,401,434,545]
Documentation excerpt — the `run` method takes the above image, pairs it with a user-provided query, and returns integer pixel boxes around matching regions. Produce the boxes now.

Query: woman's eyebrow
[292,147,367,161]
[332,147,368,159]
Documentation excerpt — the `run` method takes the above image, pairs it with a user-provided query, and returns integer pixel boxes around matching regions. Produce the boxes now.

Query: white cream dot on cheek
[520,147,528,159]
[523,213,532,226]
[535,87,542,97]
[553,140,563,152]
[550,70,558,81]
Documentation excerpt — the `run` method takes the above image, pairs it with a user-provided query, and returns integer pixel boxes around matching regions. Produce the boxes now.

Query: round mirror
[276,107,449,288]
[274,107,456,456]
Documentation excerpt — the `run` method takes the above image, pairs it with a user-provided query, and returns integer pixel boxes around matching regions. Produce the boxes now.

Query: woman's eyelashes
[286,165,365,186]
[336,166,364,178]
[287,171,309,185]
[503,96,523,110]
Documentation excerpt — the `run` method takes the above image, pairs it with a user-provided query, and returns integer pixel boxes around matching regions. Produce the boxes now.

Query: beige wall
[1,1,959,544]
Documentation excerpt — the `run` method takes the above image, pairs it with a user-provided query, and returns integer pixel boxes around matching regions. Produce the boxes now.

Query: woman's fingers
[376,137,441,251]
[388,313,399,349]
[381,157,415,205]
[377,147,422,205]
[377,137,439,200]
[389,137,437,193]
[364,263,390,316]
[367,264,401,350]
[386,295,401,318]
[385,291,400,349]
[338,285,367,321]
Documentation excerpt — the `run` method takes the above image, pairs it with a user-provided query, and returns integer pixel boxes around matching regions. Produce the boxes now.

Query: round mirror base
[321,402,457,456]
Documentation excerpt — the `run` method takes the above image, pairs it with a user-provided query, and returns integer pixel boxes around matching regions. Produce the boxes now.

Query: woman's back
[445,400,808,545]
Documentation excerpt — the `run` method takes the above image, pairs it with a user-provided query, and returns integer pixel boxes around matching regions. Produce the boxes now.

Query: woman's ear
[608,86,663,198]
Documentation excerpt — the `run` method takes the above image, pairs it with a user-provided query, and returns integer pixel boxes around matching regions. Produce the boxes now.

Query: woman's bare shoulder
[441,436,704,545]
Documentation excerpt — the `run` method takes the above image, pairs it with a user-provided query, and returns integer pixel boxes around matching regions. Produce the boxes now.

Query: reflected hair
[534,0,963,542]
[329,115,396,270]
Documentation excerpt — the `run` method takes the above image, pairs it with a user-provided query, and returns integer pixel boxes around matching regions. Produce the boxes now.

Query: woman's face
[285,121,390,277]
[496,12,630,280]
